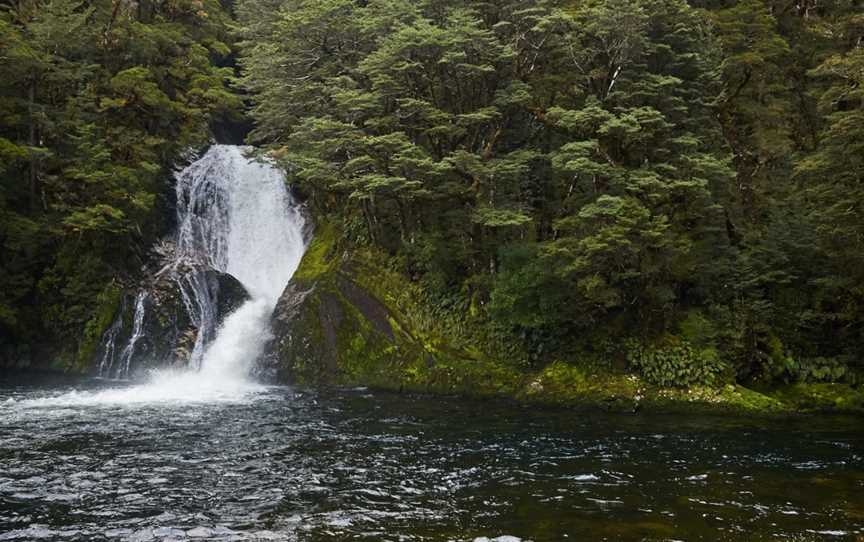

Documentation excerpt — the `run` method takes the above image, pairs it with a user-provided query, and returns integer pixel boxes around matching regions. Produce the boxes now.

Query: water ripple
[0,380,862,541]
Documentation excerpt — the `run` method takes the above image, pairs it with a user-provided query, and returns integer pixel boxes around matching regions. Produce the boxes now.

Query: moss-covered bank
[269,224,864,415]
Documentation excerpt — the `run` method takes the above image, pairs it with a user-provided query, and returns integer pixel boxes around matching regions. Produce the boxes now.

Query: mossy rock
[519,361,642,411]
[268,223,522,394]
[74,282,124,372]
[641,384,789,414]
[765,383,864,413]
[91,266,249,376]
[142,267,250,369]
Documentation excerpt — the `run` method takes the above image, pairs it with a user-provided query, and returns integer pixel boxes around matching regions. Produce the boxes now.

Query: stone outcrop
[142,264,250,368]
[265,224,526,396]
[266,225,416,386]
[92,262,250,377]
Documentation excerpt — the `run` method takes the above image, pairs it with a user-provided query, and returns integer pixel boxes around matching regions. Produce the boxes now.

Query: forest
[1,0,863,390]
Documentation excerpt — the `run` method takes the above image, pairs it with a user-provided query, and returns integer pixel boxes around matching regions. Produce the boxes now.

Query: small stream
[1,373,862,541]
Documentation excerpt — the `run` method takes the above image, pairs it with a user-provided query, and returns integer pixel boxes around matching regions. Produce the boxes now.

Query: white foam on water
[10,373,266,409]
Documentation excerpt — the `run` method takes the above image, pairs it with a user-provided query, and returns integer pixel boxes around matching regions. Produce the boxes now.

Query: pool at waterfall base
[0,373,862,541]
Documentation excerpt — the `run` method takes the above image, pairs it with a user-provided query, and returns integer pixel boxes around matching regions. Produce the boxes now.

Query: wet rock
[265,222,523,395]
[94,261,250,377]
[144,266,249,369]
[266,226,407,386]
[258,225,481,396]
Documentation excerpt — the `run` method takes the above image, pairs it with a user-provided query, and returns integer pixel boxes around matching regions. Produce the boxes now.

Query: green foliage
[291,223,339,281]
[767,383,864,412]
[76,282,122,370]
[759,334,852,383]
[2,0,862,390]
[797,358,850,383]
[490,244,574,332]
[711,0,794,220]
[236,0,864,386]
[0,0,241,367]
[678,310,719,348]
[626,338,728,388]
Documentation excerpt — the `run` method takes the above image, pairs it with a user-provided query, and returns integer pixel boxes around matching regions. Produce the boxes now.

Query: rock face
[142,265,250,368]
[93,263,250,377]
[267,225,413,386]
[269,275,406,385]
[266,223,522,394]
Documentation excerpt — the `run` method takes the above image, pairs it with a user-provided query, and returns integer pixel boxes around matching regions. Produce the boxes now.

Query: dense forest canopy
[1,0,863,387]
[0,0,240,367]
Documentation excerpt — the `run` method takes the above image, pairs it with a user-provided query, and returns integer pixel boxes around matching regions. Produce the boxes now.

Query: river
[0,373,861,541]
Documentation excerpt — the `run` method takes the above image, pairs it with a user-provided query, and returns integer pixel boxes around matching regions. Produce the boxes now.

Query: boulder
[143,265,250,369]
[265,223,522,395]
[266,225,415,386]
[268,272,403,385]
[93,263,249,377]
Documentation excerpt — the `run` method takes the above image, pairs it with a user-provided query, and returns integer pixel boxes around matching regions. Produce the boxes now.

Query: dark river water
[0,373,862,541]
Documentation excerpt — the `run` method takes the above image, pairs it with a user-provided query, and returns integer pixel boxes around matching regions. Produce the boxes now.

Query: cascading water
[95,295,127,376]
[176,145,305,377]
[177,145,305,305]
[90,145,305,401]
[118,291,149,376]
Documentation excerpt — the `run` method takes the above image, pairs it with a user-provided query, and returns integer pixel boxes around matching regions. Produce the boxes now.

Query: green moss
[74,281,122,372]
[766,383,864,412]
[424,351,524,397]
[515,362,792,414]
[279,230,528,398]
[292,223,338,282]
[718,385,788,411]
[336,307,400,386]
[321,270,523,398]
[644,384,788,414]
[518,361,641,410]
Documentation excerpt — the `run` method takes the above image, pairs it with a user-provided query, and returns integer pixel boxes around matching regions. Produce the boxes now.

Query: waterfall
[95,145,306,396]
[180,145,305,303]
[118,291,148,377]
[96,295,127,376]
[171,145,305,381]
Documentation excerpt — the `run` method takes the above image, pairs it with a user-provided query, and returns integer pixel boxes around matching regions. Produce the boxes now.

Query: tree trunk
[395,197,410,243]
[28,80,38,212]
[362,199,377,243]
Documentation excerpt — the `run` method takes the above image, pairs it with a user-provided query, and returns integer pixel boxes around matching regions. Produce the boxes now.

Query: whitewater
[18,145,306,407]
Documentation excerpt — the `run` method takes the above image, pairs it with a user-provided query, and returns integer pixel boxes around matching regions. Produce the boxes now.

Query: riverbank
[268,223,864,416]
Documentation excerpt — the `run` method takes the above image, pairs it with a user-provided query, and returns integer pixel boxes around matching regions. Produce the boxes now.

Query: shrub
[760,334,851,383]
[796,357,849,383]
[626,337,728,388]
